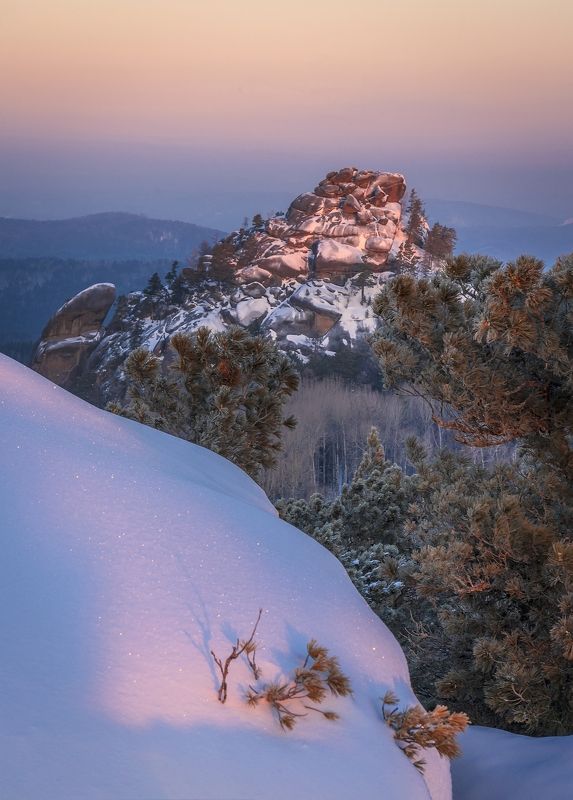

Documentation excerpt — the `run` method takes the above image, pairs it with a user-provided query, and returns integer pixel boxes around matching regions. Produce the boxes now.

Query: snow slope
[453,727,573,800]
[0,354,451,800]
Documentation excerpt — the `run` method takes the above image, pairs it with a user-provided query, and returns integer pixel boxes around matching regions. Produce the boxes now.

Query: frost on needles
[110,325,299,479]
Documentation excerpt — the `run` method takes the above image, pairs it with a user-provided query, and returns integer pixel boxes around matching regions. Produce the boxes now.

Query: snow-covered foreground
[453,726,573,800]
[0,355,450,800]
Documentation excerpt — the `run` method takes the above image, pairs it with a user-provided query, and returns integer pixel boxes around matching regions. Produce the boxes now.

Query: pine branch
[246,639,352,731]
[210,608,263,703]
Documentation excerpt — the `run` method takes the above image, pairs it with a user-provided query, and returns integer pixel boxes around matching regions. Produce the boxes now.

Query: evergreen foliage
[382,691,469,772]
[169,272,192,304]
[405,189,426,246]
[280,426,573,734]
[208,238,236,284]
[396,240,420,272]
[423,223,457,269]
[278,253,573,735]
[246,639,353,731]
[371,253,572,733]
[276,428,414,551]
[401,442,573,734]
[299,340,383,389]
[143,271,164,297]
[276,430,422,645]
[165,260,179,289]
[111,326,299,479]
[372,253,572,475]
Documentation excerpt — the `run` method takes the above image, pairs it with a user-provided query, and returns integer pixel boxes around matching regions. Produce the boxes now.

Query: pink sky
[1,0,572,222]
[2,0,571,150]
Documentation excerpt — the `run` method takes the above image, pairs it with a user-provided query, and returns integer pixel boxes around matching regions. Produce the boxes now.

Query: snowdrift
[453,726,573,800]
[0,354,451,799]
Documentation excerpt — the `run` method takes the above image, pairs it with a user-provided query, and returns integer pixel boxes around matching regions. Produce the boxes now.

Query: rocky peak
[32,168,435,403]
[213,168,410,285]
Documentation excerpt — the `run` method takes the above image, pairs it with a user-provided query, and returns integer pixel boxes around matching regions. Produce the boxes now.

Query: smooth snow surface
[0,355,450,799]
[453,726,573,800]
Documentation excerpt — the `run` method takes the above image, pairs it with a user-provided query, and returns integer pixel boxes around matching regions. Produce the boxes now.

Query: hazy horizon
[1,140,572,230]
[1,0,572,230]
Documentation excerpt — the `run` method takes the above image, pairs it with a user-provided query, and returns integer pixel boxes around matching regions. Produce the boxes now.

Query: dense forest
[0,257,176,346]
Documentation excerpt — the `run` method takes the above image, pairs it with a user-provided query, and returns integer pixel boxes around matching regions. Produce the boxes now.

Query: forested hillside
[0,257,172,346]
[0,212,224,259]
[0,212,225,357]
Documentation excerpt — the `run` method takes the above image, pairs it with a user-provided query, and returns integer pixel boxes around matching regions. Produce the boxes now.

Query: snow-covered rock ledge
[0,354,451,799]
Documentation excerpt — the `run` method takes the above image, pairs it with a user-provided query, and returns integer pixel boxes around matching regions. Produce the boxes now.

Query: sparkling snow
[0,355,450,800]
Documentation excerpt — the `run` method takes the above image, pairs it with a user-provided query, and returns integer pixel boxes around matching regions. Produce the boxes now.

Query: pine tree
[252,213,265,230]
[276,428,426,682]
[111,327,299,479]
[423,223,457,270]
[209,237,236,284]
[277,428,414,551]
[405,189,426,246]
[372,253,573,475]
[396,240,420,272]
[369,252,573,734]
[279,253,573,734]
[170,273,191,304]
[165,260,179,289]
[390,440,573,734]
[143,271,164,297]
[183,246,210,288]
[352,265,371,303]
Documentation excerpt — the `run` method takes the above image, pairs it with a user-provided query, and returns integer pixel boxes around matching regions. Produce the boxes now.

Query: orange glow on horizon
[1,0,571,155]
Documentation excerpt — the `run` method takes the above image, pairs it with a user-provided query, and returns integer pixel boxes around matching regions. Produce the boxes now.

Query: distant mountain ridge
[0,212,225,260]
[0,213,226,349]
[425,199,560,229]
[425,199,573,264]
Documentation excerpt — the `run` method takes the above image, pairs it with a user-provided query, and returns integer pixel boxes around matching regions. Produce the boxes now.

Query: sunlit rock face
[32,169,428,403]
[231,168,408,284]
[31,283,116,386]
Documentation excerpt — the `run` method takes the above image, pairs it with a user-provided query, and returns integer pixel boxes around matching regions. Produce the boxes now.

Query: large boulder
[234,296,270,327]
[31,283,116,386]
[315,239,365,275]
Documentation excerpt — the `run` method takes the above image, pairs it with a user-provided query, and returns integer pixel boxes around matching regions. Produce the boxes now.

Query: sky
[1,0,572,228]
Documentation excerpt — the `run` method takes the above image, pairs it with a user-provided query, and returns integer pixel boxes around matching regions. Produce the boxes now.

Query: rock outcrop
[31,283,116,386]
[83,273,389,403]
[33,168,435,403]
[209,168,410,285]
